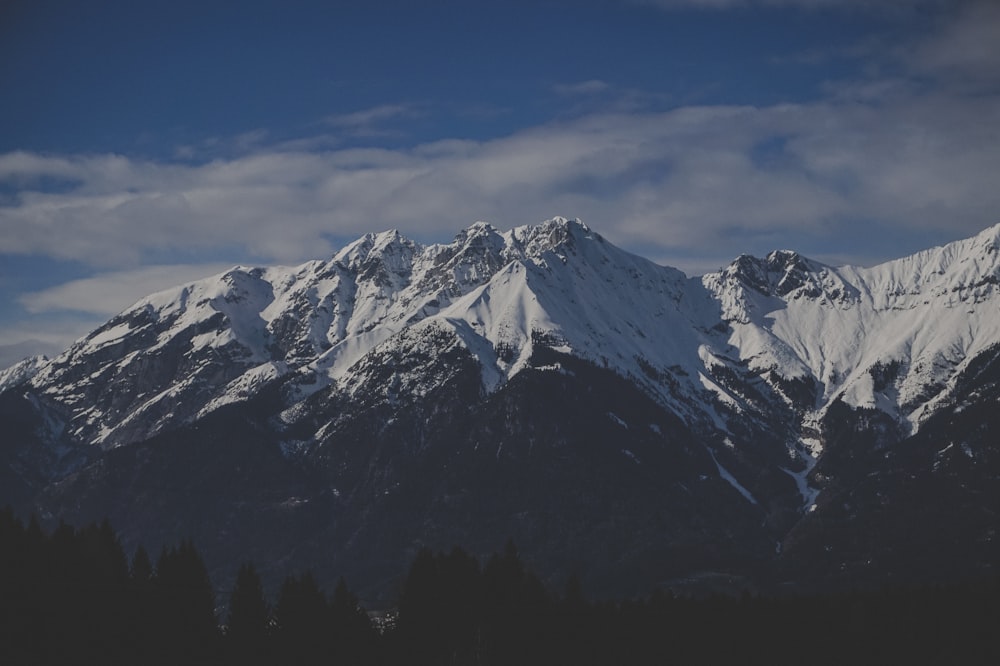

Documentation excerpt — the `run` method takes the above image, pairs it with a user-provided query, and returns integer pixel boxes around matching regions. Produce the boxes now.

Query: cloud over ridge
[3,86,998,273]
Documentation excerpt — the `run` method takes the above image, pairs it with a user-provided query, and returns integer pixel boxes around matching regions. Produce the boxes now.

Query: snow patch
[781,466,820,512]
[86,322,135,348]
[707,449,758,505]
[199,361,288,416]
[607,412,628,428]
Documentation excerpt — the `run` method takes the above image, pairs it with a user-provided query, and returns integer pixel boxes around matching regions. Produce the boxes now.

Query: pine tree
[227,561,271,663]
[0,509,30,665]
[154,540,219,661]
[397,547,444,663]
[274,571,329,664]
[330,577,375,663]
[131,545,154,586]
[126,544,156,663]
[481,539,549,664]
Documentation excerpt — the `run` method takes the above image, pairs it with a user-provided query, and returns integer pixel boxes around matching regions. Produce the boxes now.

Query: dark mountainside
[1,219,998,604]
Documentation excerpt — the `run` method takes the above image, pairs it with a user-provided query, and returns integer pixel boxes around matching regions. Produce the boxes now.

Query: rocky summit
[2,218,998,602]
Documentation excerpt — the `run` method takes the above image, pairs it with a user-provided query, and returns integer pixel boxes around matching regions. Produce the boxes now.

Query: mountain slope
[708,223,1000,433]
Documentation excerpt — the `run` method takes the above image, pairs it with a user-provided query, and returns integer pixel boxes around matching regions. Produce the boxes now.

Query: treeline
[391,542,998,665]
[1,508,997,665]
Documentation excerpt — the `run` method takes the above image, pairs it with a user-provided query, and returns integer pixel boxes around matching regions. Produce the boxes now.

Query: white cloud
[324,104,414,127]
[0,318,105,367]
[1,263,237,361]
[630,0,947,9]
[18,263,236,316]
[322,104,421,138]
[553,80,612,95]
[908,1,1000,90]
[0,151,79,182]
[2,82,998,274]
[0,339,68,369]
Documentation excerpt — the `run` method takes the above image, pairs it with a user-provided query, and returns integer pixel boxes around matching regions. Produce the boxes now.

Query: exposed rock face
[2,218,998,600]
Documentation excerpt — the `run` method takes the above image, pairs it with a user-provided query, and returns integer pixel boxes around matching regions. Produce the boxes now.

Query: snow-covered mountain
[708,224,1000,430]
[2,217,998,599]
[14,220,698,447]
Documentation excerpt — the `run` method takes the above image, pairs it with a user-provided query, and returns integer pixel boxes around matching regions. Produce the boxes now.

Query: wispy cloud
[3,82,997,272]
[0,318,107,365]
[322,103,421,137]
[173,129,273,160]
[18,263,236,316]
[553,80,612,96]
[1,263,240,361]
[907,1,1000,91]
[0,338,71,368]
[630,0,947,10]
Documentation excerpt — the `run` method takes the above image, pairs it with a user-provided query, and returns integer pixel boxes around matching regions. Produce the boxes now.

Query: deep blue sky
[3,0,873,154]
[1,0,999,366]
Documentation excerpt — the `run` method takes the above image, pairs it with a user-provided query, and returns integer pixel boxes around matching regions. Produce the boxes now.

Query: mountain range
[2,217,997,601]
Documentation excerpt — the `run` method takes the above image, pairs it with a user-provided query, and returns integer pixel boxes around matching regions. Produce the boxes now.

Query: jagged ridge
[3,217,999,600]
[6,219,1000,489]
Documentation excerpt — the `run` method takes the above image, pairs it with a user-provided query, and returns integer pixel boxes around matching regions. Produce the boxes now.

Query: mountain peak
[765,248,806,268]
[0,354,48,393]
[721,249,827,299]
[464,220,499,235]
[511,217,595,258]
[452,221,504,250]
[966,221,1000,260]
[973,220,1000,244]
[333,229,419,290]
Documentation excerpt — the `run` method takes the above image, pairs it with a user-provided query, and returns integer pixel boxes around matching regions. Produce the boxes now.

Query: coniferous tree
[436,547,484,664]
[396,547,445,663]
[329,576,375,663]
[78,520,131,663]
[23,514,46,584]
[0,506,22,585]
[131,544,154,586]
[481,539,548,663]
[126,544,157,663]
[1,512,998,664]
[154,540,219,662]
[555,573,592,665]
[274,571,329,665]
[227,561,271,664]
[90,519,130,584]
[0,508,29,665]
[396,546,480,665]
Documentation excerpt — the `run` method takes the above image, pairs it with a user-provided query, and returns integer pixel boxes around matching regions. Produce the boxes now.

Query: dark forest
[1,508,996,665]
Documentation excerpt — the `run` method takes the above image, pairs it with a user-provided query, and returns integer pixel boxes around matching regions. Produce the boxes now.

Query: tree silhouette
[0,510,998,665]
[396,547,448,663]
[227,562,271,664]
[154,540,219,662]
[126,544,157,663]
[329,576,375,663]
[131,544,154,586]
[273,571,329,664]
[480,539,550,663]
